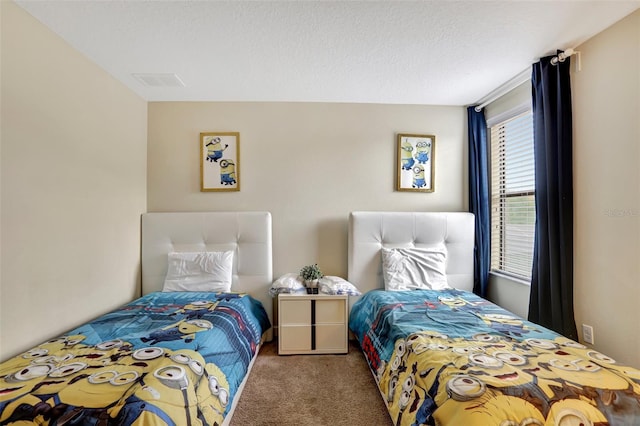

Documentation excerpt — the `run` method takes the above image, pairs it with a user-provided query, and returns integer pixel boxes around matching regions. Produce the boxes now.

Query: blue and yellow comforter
[350,289,640,426]
[0,291,270,425]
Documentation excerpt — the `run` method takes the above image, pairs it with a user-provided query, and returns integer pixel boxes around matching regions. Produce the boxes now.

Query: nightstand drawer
[279,299,311,325]
[316,324,347,351]
[316,299,346,324]
[279,325,312,351]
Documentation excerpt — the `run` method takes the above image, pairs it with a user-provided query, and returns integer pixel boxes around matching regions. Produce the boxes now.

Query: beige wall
[572,10,640,368]
[148,102,467,279]
[0,3,148,360]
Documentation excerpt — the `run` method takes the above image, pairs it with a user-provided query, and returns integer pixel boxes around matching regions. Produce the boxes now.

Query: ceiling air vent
[132,73,185,87]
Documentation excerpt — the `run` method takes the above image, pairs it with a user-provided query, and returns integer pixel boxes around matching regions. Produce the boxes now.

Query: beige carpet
[229,340,393,426]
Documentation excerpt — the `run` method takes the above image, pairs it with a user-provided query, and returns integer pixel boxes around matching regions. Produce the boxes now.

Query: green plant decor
[300,264,323,285]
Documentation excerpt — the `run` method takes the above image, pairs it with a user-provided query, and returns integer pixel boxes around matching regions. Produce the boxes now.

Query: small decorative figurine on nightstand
[299,263,323,294]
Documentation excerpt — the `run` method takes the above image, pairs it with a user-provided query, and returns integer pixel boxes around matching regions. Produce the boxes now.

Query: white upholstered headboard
[141,212,273,339]
[348,212,475,307]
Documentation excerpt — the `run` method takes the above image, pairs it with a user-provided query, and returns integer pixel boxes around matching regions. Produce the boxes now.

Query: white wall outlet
[582,324,594,344]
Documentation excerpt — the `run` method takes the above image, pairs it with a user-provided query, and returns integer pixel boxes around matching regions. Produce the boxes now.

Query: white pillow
[163,251,234,292]
[318,276,361,296]
[268,273,306,297]
[381,246,450,291]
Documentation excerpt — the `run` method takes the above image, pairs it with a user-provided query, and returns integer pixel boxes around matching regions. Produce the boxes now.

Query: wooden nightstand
[278,294,348,355]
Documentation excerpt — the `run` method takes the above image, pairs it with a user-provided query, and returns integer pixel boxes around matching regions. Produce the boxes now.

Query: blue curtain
[529,54,577,339]
[467,107,490,298]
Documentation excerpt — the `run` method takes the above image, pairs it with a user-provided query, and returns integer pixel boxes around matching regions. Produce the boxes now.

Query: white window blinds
[490,111,535,281]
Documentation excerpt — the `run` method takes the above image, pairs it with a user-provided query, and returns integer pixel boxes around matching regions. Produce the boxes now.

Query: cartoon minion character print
[412,165,426,188]
[398,134,434,191]
[401,139,415,171]
[170,300,220,320]
[219,160,236,185]
[205,137,228,163]
[140,319,213,345]
[0,336,232,426]
[201,133,239,190]
[414,139,431,164]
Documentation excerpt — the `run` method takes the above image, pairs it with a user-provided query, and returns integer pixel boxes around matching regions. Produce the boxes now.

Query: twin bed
[348,211,640,425]
[0,212,273,426]
[1,211,639,425]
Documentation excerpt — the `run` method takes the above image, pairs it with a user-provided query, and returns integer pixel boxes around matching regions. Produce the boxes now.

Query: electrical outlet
[582,324,594,344]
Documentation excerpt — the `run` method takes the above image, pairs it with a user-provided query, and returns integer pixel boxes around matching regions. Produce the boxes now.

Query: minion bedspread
[349,289,640,426]
[0,291,270,426]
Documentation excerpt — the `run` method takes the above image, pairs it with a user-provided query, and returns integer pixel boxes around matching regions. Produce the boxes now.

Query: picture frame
[396,133,435,192]
[200,132,240,192]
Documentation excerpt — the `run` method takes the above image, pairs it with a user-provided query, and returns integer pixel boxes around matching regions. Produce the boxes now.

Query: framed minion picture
[200,132,240,192]
[396,133,435,192]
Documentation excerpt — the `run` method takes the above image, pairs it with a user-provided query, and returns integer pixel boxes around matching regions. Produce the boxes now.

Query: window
[490,110,535,281]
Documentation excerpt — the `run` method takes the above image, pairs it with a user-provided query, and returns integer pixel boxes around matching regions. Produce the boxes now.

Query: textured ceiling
[14,0,640,105]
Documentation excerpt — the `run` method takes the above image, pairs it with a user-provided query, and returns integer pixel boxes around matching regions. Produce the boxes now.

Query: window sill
[489,271,531,287]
